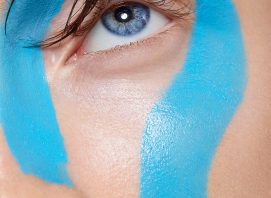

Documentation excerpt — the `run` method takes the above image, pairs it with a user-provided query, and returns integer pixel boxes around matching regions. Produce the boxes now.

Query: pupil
[114,6,134,23]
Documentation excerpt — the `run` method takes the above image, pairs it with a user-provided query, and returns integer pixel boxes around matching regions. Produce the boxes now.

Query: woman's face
[0,0,271,197]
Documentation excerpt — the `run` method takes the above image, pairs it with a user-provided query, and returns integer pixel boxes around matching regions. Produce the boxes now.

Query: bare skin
[0,128,81,197]
[0,0,271,197]
[209,0,271,197]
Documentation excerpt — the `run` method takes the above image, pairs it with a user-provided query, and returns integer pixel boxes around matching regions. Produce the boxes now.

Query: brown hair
[5,0,101,47]
[5,0,193,48]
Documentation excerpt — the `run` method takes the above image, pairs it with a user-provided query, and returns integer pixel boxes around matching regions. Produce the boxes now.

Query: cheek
[140,0,246,197]
[47,80,149,197]
[0,0,71,186]
[44,27,189,197]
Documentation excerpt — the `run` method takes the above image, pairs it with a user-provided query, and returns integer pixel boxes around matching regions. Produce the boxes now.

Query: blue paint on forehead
[140,0,246,197]
[0,0,71,186]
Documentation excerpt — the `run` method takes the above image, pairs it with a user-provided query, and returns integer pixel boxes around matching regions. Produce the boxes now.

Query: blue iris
[101,4,150,36]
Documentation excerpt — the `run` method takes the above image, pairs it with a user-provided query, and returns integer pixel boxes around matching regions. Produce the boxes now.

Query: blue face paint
[140,0,247,197]
[0,0,71,186]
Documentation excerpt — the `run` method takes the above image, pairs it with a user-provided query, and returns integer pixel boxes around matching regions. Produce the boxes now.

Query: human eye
[38,0,193,63]
[83,2,169,52]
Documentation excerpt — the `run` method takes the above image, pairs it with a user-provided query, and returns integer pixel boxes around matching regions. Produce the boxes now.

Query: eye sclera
[65,22,184,74]
[65,20,180,68]
[62,0,193,64]
[74,0,177,56]
[37,0,192,49]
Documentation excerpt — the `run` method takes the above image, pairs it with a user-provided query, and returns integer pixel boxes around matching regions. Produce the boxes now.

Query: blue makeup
[140,0,246,197]
[0,0,246,194]
[0,0,71,186]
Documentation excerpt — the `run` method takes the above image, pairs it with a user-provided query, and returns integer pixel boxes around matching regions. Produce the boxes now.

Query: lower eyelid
[64,21,189,73]
[62,0,194,67]
[64,31,189,95]
[64,21,175,65]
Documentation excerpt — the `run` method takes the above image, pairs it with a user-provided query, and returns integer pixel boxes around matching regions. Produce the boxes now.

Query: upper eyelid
[60,0,191,41]
[48,0,193,47]
[144,0,193,19]
[107,0,193,16]
[5,0,192,48]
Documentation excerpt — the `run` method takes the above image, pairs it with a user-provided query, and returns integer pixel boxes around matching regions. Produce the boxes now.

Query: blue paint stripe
[140,0,247,197]
[0,0,72,186]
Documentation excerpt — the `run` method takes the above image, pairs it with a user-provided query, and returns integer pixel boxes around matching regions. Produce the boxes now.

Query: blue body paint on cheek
[140,0,247,197]
[0,0,71,186]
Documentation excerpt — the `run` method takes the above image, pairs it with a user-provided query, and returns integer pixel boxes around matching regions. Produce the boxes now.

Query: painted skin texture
[0,0,251,195]
[140,0,246,197]
[0,0,72,186]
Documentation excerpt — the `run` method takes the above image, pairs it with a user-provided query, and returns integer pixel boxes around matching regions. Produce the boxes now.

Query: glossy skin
[0,0,271,197]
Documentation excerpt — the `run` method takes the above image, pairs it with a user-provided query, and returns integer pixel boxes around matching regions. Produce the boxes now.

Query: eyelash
[5,0,193,48]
